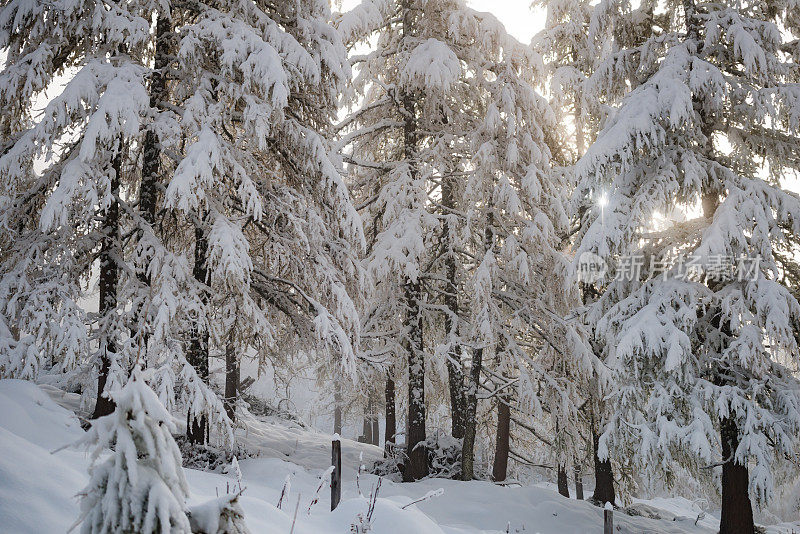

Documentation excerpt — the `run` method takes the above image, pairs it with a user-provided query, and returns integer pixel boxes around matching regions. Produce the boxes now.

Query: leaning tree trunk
[557,465,570,498]
[92,145,122,419]
[224,338,239,423]
[404,277,428,481]
[719,416,755,534]
[385,373,396,453]
[187,221,210,444]
[492,394,511,482]
[592,429,616,505]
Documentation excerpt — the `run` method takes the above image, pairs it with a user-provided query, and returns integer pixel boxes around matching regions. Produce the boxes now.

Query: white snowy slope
[1,379,798,534]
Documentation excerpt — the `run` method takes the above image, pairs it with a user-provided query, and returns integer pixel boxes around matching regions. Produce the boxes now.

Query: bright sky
[467,0,545,42]
[338,1,546,43]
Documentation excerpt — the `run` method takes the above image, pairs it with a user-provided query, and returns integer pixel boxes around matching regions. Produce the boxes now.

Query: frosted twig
[400,488,444,509]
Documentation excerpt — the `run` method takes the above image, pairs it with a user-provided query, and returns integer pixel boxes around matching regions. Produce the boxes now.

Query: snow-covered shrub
[423,430,462,479]
[370,432,463,480]
[369,443,405,480]
[188,492,251,534]
[176,437,255,473]
[72,372,191,533]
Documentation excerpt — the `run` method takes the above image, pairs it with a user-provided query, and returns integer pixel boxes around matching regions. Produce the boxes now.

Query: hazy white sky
[467,0,545,43]
[338,1,546,43]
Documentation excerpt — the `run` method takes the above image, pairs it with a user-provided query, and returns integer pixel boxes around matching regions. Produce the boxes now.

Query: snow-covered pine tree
[533,0,618,501]
[340,0,600,482]
[442,5,600,483]
[576,0,800,529]
[73,370,191,533]
[0,0,234,443]
[0,0,154,413]
[338,0,441,481]
[168,0,363,443]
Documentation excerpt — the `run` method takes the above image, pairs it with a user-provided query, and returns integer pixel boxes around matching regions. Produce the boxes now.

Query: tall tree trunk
[719,416,755,534]
[399,2,427,481]
[404,277,428,481]
[140,15,169,227]
[461,217,493,481]
[385,373,396,452]
[558,465,570,498]
[134,14,170,350]
[492,395,510,481]
[441,159,465,439]
[92,145,122,419]
[187,221,209,444]
[224,338,238,423]
[575,465,584,500]
[362,394,373,444]
[461,345,483,480]
[592,429,616,505]
[371,406,380,446]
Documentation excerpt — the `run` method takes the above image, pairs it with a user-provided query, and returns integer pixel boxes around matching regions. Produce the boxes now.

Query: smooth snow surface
[1,380,799,533]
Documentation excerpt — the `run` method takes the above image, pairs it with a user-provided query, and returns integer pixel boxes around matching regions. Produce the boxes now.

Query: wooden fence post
[331,439,342,511]
[604,503,614,534]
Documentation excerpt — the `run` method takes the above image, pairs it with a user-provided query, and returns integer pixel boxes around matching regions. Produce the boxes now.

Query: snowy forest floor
[1,379,798,534]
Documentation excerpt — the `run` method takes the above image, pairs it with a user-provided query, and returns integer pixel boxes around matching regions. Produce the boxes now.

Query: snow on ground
[1,379,798,534]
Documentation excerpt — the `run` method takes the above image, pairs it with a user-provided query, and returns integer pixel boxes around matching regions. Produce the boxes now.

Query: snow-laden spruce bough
[0,0,798,532]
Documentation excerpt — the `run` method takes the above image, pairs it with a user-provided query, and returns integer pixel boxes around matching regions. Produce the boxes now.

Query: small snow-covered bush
[370,432,464,480]
[188,491,251,534]
[73,371,191,533]
[423,430,462,479]
[177,437,255,472]
[369,443,405,480]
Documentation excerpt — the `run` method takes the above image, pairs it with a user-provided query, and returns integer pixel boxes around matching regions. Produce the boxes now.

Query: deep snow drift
[0,379,797,533]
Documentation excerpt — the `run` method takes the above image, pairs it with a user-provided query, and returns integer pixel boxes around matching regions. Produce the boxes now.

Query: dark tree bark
[398,5,427,480]
[461,218,493,481]
[557,465,570,498]
[133,14,170,348]
[371,413,380,446]
[719,417,755,534]
[140,15,169,228]
[492,395,510,482]
[592,429,616,505]
[441,164,465,439]
[404,277,428,481]
[187,221,210,444]
[575,465,584,500]
[460,345,483,480]
[224,339,239,423]
[92,146,122,419]
[385,374,396,452]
